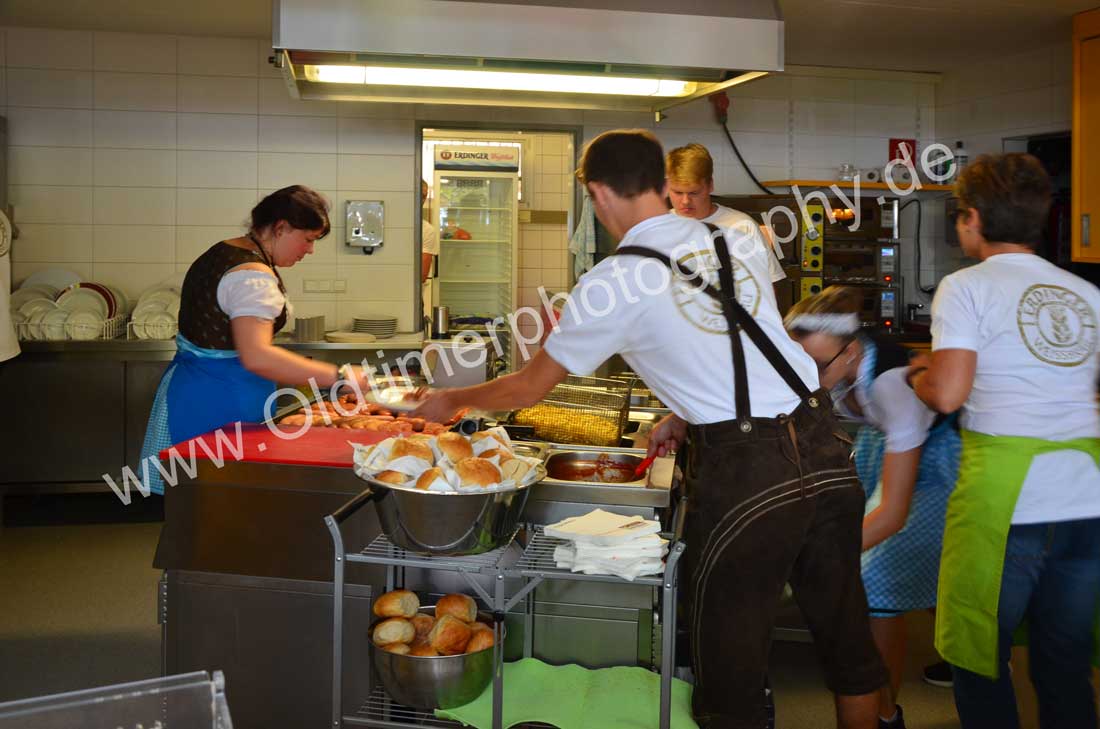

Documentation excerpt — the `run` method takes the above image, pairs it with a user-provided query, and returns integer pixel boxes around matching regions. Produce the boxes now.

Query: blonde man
[667,143,786,284]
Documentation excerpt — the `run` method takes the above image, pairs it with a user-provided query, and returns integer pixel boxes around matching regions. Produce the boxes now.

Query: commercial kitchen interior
[0,1,1097,728]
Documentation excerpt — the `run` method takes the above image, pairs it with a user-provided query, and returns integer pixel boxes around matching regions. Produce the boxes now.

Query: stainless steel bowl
[370,608,504,710]
[545,451,643,484]
[360,464,547,556]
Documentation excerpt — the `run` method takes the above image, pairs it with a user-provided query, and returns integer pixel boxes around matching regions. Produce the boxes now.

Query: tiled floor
[0,494,1091,728]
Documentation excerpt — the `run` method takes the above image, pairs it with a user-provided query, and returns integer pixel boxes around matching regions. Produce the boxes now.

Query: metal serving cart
[325,496,686,729]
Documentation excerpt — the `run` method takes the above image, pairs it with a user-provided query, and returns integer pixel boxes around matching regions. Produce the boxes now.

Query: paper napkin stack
[545,509,668,581]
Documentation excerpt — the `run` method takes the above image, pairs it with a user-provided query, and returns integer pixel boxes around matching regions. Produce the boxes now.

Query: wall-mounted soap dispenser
[346,200,383,254]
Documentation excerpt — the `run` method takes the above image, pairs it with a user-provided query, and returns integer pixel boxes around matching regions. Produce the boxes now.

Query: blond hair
[784,286,863,335]
[666,143,714,186]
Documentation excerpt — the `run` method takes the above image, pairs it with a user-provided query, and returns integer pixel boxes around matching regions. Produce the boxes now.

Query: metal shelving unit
[325,500,685,729]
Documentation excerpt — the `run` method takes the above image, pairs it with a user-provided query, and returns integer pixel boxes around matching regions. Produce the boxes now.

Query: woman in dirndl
[786,286,961,729]
[139,185,373,494]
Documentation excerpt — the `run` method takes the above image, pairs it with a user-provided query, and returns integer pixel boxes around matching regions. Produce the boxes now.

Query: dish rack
[510,374,635,447]
[323,500,685,729]
[71,313,127,340]
[15,313,128,341]
[128,318,179,340]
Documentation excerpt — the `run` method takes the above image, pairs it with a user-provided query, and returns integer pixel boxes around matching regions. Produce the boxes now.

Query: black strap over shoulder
[614,223,813,422]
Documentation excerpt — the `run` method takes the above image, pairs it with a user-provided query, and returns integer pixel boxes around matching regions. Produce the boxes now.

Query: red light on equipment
[884,275,893,282]
[884,320,893,327]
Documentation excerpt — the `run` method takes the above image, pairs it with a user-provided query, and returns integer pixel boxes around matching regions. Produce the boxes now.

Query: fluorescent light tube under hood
[304,64,699,97]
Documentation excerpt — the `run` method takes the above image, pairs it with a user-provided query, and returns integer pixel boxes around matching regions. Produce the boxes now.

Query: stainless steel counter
[15,332,427,360]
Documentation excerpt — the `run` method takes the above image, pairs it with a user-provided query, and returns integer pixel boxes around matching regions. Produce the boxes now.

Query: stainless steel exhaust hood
[272,0,783,114]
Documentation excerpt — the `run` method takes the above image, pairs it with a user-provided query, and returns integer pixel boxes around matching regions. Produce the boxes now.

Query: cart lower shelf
[345,687,560,729]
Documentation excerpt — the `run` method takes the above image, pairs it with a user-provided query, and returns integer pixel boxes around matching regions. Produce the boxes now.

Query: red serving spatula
[633,453,657,479]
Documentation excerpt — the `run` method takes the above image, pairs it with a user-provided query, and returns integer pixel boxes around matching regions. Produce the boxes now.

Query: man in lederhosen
[412,129,887,728]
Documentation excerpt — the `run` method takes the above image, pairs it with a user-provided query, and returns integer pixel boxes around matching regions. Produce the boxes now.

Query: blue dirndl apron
[139,334,277,494]
[855,415,961,615]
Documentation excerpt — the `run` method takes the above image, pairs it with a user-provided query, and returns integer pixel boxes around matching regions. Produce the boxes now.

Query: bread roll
[411,613,435,643]
[415,467,446,491]
[373,589,419,618]
[501,459,533,483]
[454,457,501,488]
[408,644,439,657]
[479,448,514,464]
[428,614,473,655]
[469,620,491,634]
[470,432,495,445]
[437,432,474,462]
[372,618,415,646]
[375,469,408,485]
[383,642,410,655]
[436,593,478,623]
[465,629,495,653]
[391,438,434,463]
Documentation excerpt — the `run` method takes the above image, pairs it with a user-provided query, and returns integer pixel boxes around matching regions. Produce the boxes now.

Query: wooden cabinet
[1073,8,1100,262]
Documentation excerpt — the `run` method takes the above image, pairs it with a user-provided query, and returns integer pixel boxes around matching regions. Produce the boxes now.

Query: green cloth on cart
[434,658,698,729]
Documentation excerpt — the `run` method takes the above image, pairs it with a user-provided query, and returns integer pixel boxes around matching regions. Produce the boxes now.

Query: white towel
[568,194,597,280]
[555,556,664,582]
[553,537,668,564]
[544,509,661,546]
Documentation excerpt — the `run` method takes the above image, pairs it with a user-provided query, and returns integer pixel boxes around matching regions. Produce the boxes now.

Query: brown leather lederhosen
[616,224,886,729]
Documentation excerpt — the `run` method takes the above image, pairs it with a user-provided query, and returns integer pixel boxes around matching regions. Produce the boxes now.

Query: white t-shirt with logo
[702,204,786,283]
[544,213,818,424]
[931,253,1100,524]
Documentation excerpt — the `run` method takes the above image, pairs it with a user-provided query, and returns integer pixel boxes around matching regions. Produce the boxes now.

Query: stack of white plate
[11,271,138,341]
[132,284,181,340]
[17,296,61,341]
[352,315,397,339]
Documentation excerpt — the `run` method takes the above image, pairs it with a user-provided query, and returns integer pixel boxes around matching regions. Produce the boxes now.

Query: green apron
[935,429,1100,679]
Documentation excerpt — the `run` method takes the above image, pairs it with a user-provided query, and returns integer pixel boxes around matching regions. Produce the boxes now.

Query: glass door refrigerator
[433,164,519,370]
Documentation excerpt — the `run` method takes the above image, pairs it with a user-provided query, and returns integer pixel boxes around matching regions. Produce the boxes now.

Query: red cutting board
[161,423,389,468]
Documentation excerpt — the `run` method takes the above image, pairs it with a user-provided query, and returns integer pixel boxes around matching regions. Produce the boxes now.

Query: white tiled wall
[2,24,950,330]
[1,26,421,331]
[580,69,941,309]
[933,41,1073,278]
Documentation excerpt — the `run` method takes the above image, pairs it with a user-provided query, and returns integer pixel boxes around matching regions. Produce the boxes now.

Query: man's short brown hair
[576,129,665,198]
[955,153,1052,248]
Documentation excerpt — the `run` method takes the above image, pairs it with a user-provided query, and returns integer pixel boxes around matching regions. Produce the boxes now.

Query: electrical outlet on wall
[303,280,320,293]
[334,279,347,293]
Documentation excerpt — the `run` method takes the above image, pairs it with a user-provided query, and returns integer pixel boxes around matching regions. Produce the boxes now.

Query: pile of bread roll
[371,589,495,657]
[352,426,542,493]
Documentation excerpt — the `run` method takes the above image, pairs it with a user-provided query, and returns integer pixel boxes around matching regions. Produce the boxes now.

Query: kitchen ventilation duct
[272,0,783,114]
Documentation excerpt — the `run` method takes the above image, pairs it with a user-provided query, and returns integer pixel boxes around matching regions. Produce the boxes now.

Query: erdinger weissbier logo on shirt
[672,250,761,334]
[1017,284,1098,366]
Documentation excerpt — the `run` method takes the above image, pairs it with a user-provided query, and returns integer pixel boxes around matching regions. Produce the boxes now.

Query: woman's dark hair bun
[249,185,331,238]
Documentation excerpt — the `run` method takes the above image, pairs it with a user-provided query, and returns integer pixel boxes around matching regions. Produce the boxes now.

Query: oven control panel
[801,204,825,273]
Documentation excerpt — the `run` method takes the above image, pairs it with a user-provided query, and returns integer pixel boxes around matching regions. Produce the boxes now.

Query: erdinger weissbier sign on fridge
[432,145,520,369]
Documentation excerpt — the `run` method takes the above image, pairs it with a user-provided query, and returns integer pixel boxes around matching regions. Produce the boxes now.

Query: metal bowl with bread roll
[346,436,547,555]
[368,605,505,710]
[355,468,545,555]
